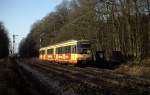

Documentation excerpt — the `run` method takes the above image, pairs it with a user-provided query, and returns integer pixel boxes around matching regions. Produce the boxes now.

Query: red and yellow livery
[39,40,93,65]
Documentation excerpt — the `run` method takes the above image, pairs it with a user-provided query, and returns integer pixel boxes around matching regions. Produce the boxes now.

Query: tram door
[71,45,77,61]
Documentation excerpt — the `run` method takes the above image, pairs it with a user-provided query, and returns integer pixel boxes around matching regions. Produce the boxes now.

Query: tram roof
[40,39,90,50]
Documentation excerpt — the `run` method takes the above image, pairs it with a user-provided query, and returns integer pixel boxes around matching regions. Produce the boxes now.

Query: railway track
[29,62,150,88]
[29,63,102,87]
[18,60,150,94]
[41,63,150,86]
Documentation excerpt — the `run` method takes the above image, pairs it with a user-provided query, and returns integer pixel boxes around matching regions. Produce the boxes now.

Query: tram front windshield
[77,44,91,54]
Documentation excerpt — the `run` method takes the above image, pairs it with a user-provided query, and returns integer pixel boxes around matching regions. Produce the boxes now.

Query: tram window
[56,46,71,54]
[56,48,58,54]
[62,47,65,54]
[64,47,67,53]
[57,47,63,54]
[47,49,53,54]
[58,48,61,54]
[60,47,63,54]
[61,47,64,54]
[65,46,71,53]
[72,45,76,54]
[78,49,91,54]
[78,44,91,48]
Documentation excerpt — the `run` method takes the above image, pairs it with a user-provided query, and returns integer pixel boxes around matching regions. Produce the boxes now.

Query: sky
[0,0,63,52]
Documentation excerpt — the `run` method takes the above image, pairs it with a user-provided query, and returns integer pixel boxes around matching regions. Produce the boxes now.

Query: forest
[19,0,150,63]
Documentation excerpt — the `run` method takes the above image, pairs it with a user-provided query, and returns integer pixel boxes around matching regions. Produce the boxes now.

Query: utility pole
[12,34,18,55]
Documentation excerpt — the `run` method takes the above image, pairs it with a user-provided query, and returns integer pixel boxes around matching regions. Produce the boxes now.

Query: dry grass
[114,58,150,78]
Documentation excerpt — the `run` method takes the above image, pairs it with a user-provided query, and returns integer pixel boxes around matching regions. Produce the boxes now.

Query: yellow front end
[71,54,78,64]
[77,54,92,61]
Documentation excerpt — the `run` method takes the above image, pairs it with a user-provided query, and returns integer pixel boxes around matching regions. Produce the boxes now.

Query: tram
[39,40,93,65]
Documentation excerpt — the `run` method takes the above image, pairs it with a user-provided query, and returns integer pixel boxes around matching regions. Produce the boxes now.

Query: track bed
[16,59,150,95]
